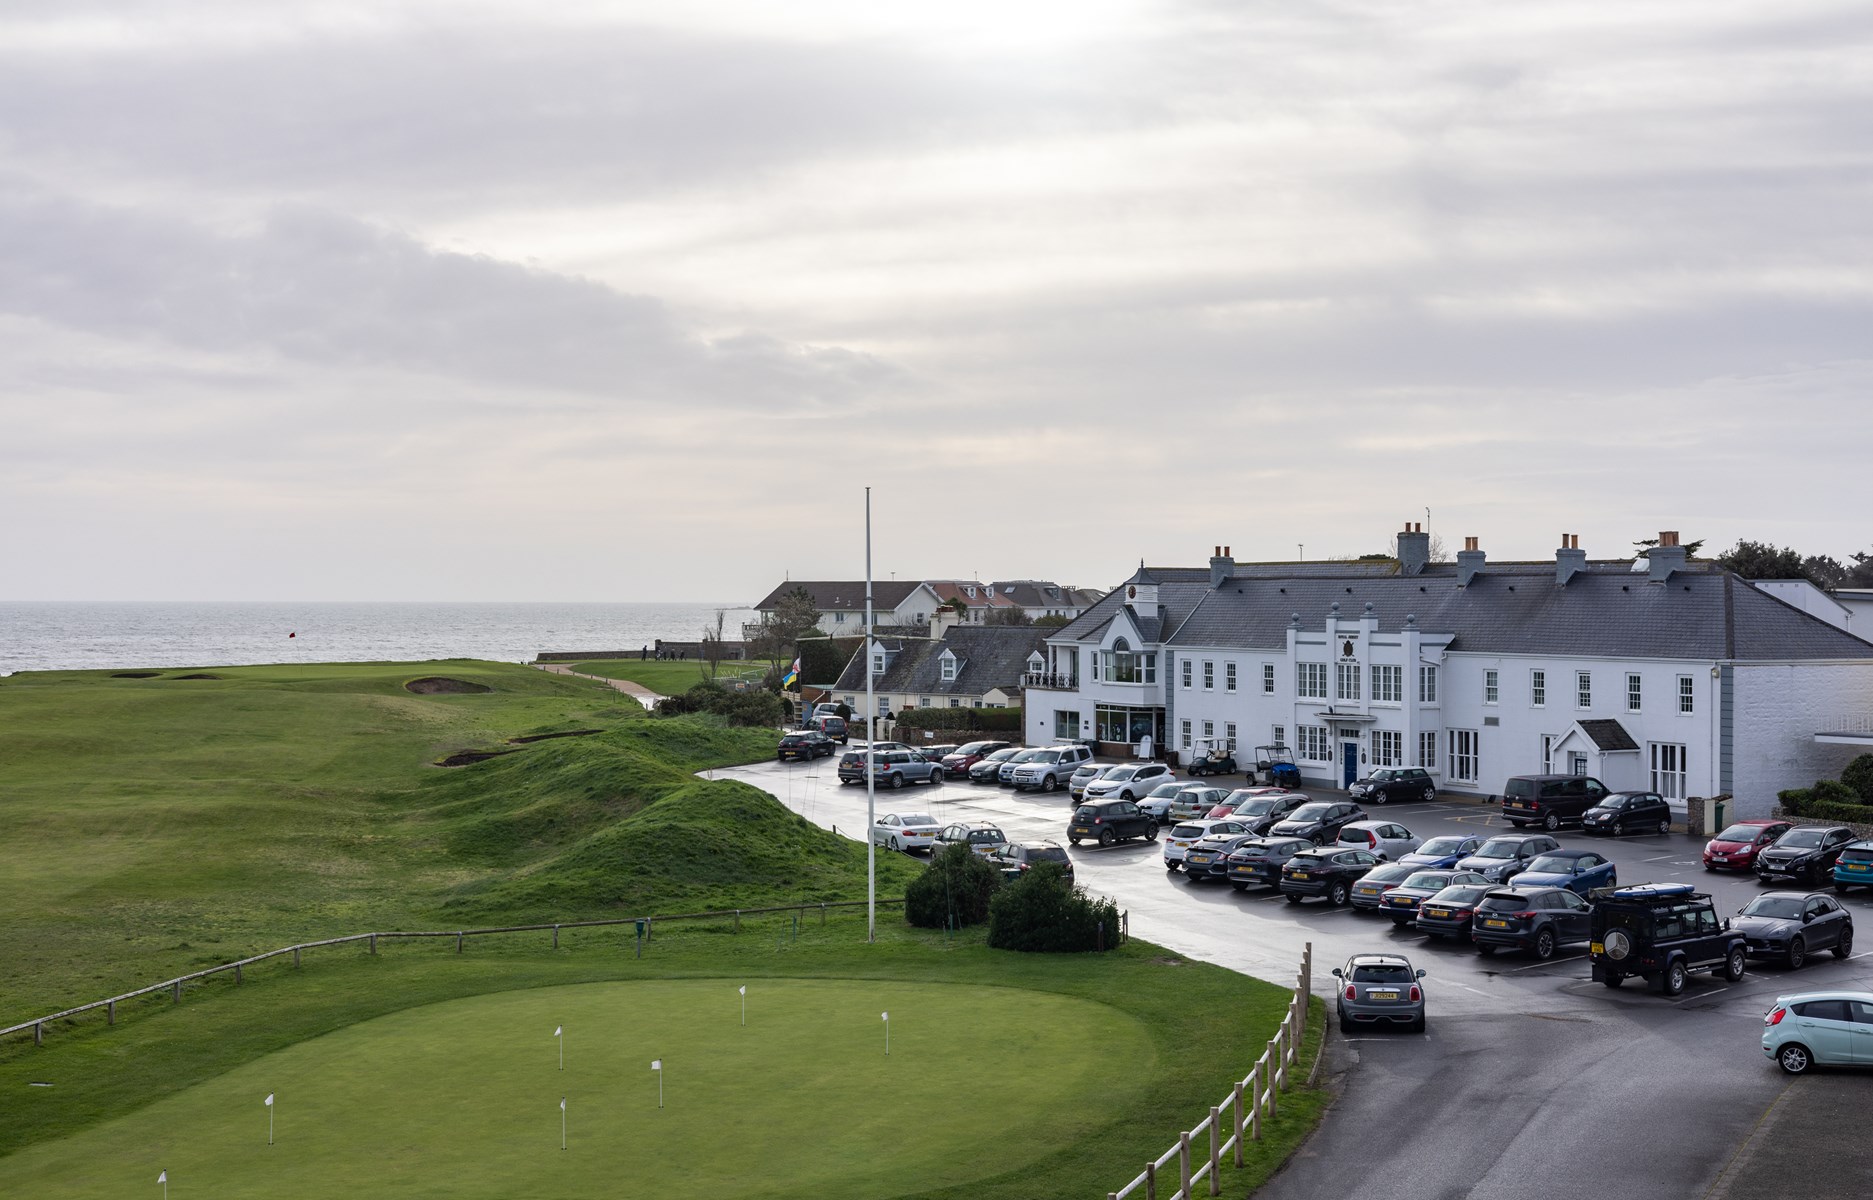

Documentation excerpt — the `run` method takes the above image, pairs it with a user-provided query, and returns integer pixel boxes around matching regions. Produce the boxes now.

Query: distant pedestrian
[641,645,648,660]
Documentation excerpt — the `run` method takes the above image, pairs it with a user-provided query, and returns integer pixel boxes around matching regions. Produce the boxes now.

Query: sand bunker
[508,729,603,744]
[404,677,494,695]
[435,749,521,767]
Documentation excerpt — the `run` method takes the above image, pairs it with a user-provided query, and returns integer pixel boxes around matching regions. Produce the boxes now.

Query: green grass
[566,659,769,694]
[0,917,1327,1199]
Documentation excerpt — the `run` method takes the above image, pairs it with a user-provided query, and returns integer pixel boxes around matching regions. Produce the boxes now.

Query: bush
[986,863,1122,953]
[895,705,1023,732]
[903,844,1001,929]
[1779,780,1873,824]
[655,682,782,728]
[1843,755,1873,805]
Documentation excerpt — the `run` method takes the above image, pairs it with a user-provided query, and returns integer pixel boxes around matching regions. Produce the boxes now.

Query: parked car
[917,745,960,774]
[1168,785,1231,822]
[1181,831,1267,882]
[1734,892,1854,969]
[1379,870,1489,926]
[838,749,943,789]
[1336,821,1421,861]
[806,714,849,742]
[871,812,941,853]
[837,743,912,781]
[1225,837,1316,890]
[1755,825,1857,886]
[1010,743,1095,793]
[987,840,1075,884]
[941,740,1011,775]
[1068,799,1159,847]
[1279,847,1380,905]
[1455,833,1560,884]
[1068,762,1111,800]
[1835,840,1873,893]
[777,730,837,761]
[932,822,1007,859]
[1414,883,1496,940]
[1186,739,1239,777]
[1510,850,1618,897]
[1589,882,1747,994]
[1350,862,1420,910]
[1499,774,1612,831]
[1704,819,1795,873]
[967,747,1023,783]
[1580,791,1673,836]
[1398,835,1482,869]
[1333,953,1427,1032]
[1137,780,1188,824]
[1269,801,1367,846]
[1218,790,1309,834]
[1084,762,1176,802]
[998,748,1050,786]
[1347,767,1438,806]
[1472,886,1594,959]
[1762,991,1873,1074]
[1163,818,1253,871]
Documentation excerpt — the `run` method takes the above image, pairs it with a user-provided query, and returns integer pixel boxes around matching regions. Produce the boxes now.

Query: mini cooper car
[1333,953,1427,1032]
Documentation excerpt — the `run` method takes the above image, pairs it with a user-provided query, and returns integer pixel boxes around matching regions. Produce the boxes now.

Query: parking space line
[1644,854,1676,862]
[1674,985,1730,1003]
[1505,954,1586,972]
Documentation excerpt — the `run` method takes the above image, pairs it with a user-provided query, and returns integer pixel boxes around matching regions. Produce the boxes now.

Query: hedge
[986,863,1122,953]
[896,706,1022,732]
[904,844,1002,929]
[1777,779,1873,825]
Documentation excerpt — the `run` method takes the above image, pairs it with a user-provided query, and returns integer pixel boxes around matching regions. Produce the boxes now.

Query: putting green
[0,978,1156,1198]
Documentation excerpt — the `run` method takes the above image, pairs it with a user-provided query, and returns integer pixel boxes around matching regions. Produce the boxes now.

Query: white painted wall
[1753,580,1853,632]
[1730,662,1873,817]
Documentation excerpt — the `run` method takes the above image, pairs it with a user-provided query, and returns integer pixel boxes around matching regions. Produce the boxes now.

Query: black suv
[1589,883,1747,996]
[1755,825,1856,886]
[1348,767,1438,805]
[1269,801,1367,845]
[1500,774,1610,830]
[1068,800,1158,847]
[1279,847,1379,905]
[777,730,837,761]
[1580,791,1673,837]
[1471,886,1593,959]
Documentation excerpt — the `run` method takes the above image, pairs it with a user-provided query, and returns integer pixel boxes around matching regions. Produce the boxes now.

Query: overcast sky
[4,0,1870,601]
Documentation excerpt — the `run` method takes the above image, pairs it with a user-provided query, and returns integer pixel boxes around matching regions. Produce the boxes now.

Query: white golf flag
[881,1011,889,1021]
[554,1026,562,1036]
[157,1171,167,1183]
[651,1059,662,1071]
[738,985,746,996]
[264,1094,274,1107]
[560,1097,566,1111]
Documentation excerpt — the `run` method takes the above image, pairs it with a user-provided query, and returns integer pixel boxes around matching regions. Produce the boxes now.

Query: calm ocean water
[0,602,756,675]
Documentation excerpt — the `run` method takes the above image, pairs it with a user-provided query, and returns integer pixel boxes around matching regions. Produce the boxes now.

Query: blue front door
[1342,742,1359,788]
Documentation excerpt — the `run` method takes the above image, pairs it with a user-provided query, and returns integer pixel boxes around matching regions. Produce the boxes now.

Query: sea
[0,602,757,676]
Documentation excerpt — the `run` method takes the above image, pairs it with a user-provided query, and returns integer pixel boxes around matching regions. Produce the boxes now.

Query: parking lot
[714,755,1873,1198]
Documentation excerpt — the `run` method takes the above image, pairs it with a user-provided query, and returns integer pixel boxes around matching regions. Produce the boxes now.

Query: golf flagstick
[739,985,746,1026]
[560,1097,567,1150]
[652,1059,663,1109]
[882,1011,889,1056]
[265,1093,274,1145]
[555,1025,563,1070]
[157,1170,167,1200]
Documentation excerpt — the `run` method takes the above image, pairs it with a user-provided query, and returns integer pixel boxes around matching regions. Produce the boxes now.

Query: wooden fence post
[172,981,181,1003]
[735,909,741,933]
[34,1021,43,1046]
[108,1000,116,1026]
[1232,1081,1245,1166]
[235,963,242,984]
[369,933,377,955]
[1208,1106,1221,1195]
[293,947,300,969]
[1250,1062,1262,1140]
[1178,1132,1191,1198]
[456,933,464,953]
[553,924,560,949]
[1145,1161,1157,1200]
[821,903,827,926]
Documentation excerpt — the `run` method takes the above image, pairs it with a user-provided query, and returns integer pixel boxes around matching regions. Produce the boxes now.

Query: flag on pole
[554,1026,562,1036]
[881,1011,888,1021]
[157,1172,166,1183]
[651,1059,662,1070]
[264,1094,274,1107]
[782,658,799,689]
[560,1097,566,1111]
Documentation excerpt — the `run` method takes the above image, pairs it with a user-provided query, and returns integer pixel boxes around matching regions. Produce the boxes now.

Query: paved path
[532,662,662,709]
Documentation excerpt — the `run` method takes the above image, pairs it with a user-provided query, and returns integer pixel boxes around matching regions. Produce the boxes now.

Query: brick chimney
[929,604,962,639]
[1396,523,1429,576]
[1209,545,1234,589]
[1457,536,1485,587]
[1556,533,1587,587]
[1648,530,1687,583]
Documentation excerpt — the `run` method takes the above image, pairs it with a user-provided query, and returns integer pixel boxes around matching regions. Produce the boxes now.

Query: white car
[1163,818,1254,870]
[1138,779,1187,824]
[872,812,942,853]
[1084,762,1175,802]
[1336,820,1422,861]
[1168,785,1230,821]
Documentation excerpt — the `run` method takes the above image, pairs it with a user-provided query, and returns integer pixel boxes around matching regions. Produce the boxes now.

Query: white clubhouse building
[1025,529,1873,818]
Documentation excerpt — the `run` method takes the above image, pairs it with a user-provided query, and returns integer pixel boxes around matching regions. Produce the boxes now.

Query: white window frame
[1626,673,1642,714]
[871,652,885,675]
[1336,662,1362,702]
[950,697,962,708]
[940,655,957,682]
[1263,663,1276,695]
[1372,664,1402,704]
[1576,670,1592,709]
[1679,675,1695,715]
[1225,662,1237,693]
[1181,719,1193,750]
[1448,729,1478,782]
[1272,724,1286,750]
[1540,734,1555,775]
[1650,742,1688,800]
[1417,730,1437,771]
[1419,664,1438,704]
[1225,722,1237,752]
[1371,729,1402,767]
[1182,660,1193,690]
[1298,724,1331,762]
[1297,662,1327,700]
[1531,669,1547,708]
[1203,661,1215,692]
[1483,669,1499,705]
[1202,719,1215,742]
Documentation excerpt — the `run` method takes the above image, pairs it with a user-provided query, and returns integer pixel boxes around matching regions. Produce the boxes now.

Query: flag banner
[881,1012,888,1021]
[651,1059,662,1070]
[264,1094,274,1107]
[782,658,800,689]
[157,1172,167,1184]
[554,1026,562,1036]
[738,986,746,996]
[560,1097,566,1111]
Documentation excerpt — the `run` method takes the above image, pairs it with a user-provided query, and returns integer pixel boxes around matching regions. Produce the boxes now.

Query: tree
[1035,614,1072,630]
[1635,535,1708,556]
[1714,539,1823,585]
[700,607,727,681]
[748,586,823,685]
[985,607,1034,627]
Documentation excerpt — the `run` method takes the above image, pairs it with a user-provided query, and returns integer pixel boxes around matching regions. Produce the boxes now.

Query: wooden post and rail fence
[1106,942,1315,1200]
[0,899,905,1051]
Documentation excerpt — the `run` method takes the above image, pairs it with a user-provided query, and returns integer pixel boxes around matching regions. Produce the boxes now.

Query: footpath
[532,663,663,710]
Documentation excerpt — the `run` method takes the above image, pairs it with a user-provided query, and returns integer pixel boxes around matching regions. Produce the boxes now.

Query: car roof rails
[1607,883,1698,900]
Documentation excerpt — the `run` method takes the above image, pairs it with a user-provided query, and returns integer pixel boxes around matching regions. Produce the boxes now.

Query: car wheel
[1602,972,1624,989]
[1787,938,1806,970]
[1836,926,1854,959]
[1421,786,1436,802]
[1662,960,1687,996]
[1835,882,1850,895]
[1372,791,1388,805]
[1041,775,1057,792]
[888,836,900,852]
[889,774,905,790]
[1232,883,1248,892]
[1166,860,1179,872]
[1777,1043,1813,1075]
[1657,818,1671,836]
[1390,916,1410,928]
[1328,881,1350,906]
[1099,828,1116,847]
[1542,812,1561,832]
[1285,892,1303,904]
[1477,944,1496,957]
[1144,824,1158,842]
[1725,946,1747,982]
[930,766,945,782]
[1533,928,1556,960]
[1412,1013,1426,1033]
[1069,837,1081,847]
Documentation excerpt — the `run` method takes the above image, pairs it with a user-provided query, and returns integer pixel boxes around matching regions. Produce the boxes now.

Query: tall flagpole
[865,485,876,944]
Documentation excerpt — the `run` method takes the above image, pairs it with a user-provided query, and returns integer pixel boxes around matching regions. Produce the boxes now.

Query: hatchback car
[1472,886,1594,959]
[1163,818,1252,870]
[1336,821,1421,861]
[846,749,943,789]
[1349,862,1420,910]
[1734,892,1854,969]
[1704,819,1795,873]
[1379,870,1489,926]
[1836,840,1873,893]
[987,841,1075,884]
[1347,767,1438,806]
[941,740,1011,776]
[1137,780,1187,824]
[1168,785,1231,822]
[1279,847,1379,905]
[1456,833,1560,884]
[1084,762,1176,802]
[1756,825,1857,886]
[997,748,1049,786]
[1214,790,1309,833]
[1269,801,1367,845]
[1181,832,1267,882]
[1414,883,1496,940]
[1009,744,1094,793]
[932,822,1007,858]
[1225,837,1315,890]
[871,812,942,853]
[1068,800,1158,847]
[1398,835,1483,869]
[1510,850,1618,897]
[1068,762,1110,800]
[1762,991,1873,1074]
[1333,954,1427,1032]
[1580,791,1673,837]
[967,747,1023,783]
[777,730,837,761]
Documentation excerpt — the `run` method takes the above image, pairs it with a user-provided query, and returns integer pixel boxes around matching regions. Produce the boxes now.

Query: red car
[939,740,1011,775]
[1703,818,1794,872]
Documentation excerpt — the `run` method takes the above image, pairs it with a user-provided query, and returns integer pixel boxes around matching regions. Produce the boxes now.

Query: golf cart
[1254,745,1301,789]
[1186,739,1238,777]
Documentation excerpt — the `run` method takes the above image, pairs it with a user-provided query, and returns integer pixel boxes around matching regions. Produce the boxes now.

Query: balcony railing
[1022,671,1079,689]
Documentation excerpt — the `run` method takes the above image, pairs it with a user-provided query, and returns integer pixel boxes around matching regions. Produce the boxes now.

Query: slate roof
[988,580,1105,609]
[1053,567,1214,646]
[831,626,1048,697]
[753,580,923,613]
[1576,720,1640,752]
[1053,561,1873,662]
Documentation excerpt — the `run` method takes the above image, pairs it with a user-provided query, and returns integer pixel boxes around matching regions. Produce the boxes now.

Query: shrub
[1780,780,1873,824]
[655,682,781,728]
[894,705,1023,732]
[1843,755,1873,805]
[986,863,1122,953]
[903,844,1001,929]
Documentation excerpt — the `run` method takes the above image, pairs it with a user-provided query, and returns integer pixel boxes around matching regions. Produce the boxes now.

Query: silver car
[1084,762,1175,802]
[1333,953,1427,1032]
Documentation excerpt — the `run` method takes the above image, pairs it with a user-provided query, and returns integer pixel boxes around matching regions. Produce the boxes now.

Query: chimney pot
[1464,536,1479,552]
[1224,546,1230,556]
[1660,530,1680,548]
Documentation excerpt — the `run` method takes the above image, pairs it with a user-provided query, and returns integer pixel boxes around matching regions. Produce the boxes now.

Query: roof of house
[753,580,924,614]
[925,580,1017,609]
[1051,560,1873,661]
[831,625,1049,696]
[1575,719,1640,752]
[988,580,1105,609]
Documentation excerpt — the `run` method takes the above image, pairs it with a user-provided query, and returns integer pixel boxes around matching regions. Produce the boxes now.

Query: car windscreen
[1525,855,1580,874]
[1031,750,1061,763]
[1349,964,1413,983]
[1416,837,1468,856]
[1741,897,1804,919]
[1289,803,1334,820]
[1714,824,1766,842]
[985,749,1018,762]
[968,830,1005,844]
[1272,840,1311,856]
[1148,782,1184,798]
[1472,839,1522,860]
[1778,829,1826,848]
[955,742,992,755]
[1476,894,1529,912]
[1106,766,1141,781]
[1008,749,1044,763]
[1366,864,1417,883]
[1503,779,1534,800]
[1236,798,1278,816]
[1371,770,1400,781]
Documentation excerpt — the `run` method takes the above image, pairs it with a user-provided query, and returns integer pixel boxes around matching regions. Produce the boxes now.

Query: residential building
[747,580,941,637]
[830,619,1048,717]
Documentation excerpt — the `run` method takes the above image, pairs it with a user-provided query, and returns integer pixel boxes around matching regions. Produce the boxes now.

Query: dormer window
[940,652,958,682]
[965,586,976,598]
[871,652,885,675]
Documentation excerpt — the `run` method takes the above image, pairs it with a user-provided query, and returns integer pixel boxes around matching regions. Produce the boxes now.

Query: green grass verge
[0,917,1328,1199]
[566,659,770,694]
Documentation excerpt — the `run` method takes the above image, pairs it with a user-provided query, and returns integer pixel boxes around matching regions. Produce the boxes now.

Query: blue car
[1510,850,1617,897]
[1398,835,1482,869]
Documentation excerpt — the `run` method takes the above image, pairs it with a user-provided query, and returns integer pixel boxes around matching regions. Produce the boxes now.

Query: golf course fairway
[0,977,1156,1199]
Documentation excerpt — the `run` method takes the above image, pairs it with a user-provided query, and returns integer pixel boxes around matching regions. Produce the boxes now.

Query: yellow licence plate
[1484,919,1509,928]
[1423,908,1447,918]
[1291,872,1310,880]
[1590,942,1603,954]
[1370,992,1398,1001]
[1071,827,1091,835]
